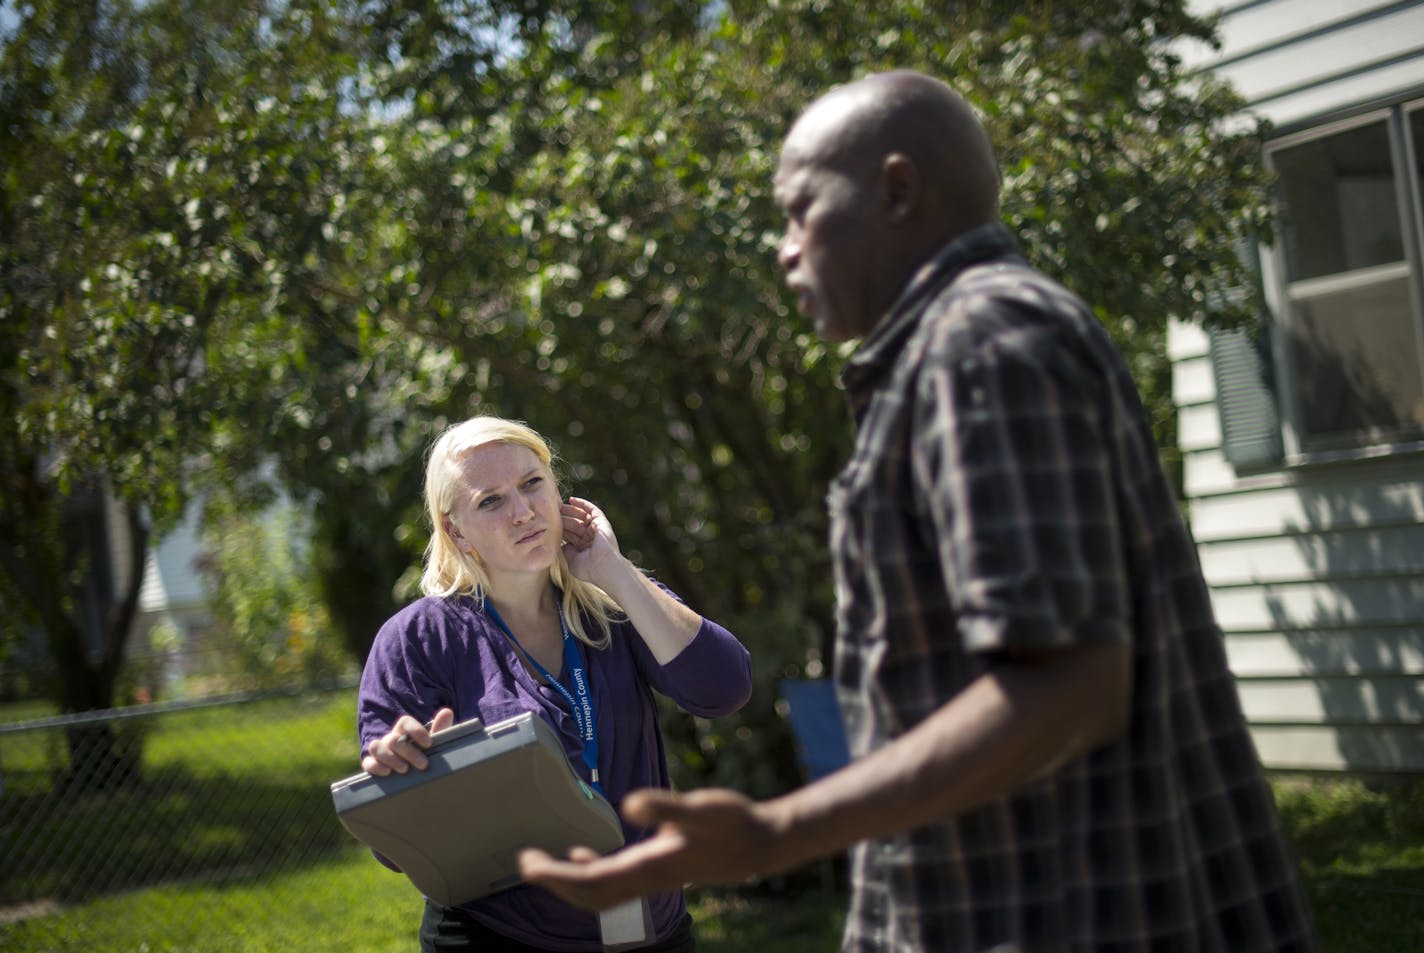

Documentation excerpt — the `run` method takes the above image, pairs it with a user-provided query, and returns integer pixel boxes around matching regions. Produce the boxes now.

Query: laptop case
[330,712,624,905]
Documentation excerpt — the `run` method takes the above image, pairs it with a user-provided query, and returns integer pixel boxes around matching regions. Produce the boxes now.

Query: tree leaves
[3,0,1272,789]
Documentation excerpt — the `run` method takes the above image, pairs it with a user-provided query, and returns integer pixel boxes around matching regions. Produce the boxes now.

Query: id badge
[598,895,653,951]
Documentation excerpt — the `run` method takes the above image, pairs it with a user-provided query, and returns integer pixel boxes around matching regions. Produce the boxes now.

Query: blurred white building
[1173,0,1424,772]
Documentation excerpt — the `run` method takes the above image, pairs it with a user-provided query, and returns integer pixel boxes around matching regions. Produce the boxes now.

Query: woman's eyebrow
[471,468,544,497]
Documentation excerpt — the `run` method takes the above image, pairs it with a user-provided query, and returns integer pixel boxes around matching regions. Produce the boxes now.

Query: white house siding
[1170,0,1424,773]
[1172,317,1424,773]
[132,506,218,694]
[1180,0,1424,128]
[137,506,208,614]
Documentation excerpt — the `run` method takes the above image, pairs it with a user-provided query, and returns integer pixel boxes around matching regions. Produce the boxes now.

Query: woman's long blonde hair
[419,416,621,648]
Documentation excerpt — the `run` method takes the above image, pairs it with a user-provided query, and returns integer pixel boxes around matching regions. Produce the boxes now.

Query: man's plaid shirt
[829,223,1316,952]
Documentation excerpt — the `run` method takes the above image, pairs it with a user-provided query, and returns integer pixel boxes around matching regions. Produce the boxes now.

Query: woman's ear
[445,518,481,563]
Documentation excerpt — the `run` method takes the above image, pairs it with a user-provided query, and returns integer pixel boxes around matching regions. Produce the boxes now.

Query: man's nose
[777,232,799,270]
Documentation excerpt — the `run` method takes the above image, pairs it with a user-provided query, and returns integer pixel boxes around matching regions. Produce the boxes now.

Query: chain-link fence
[0,685,382,951]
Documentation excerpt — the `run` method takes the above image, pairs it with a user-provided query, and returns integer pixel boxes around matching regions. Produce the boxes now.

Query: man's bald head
[772,72,1002,341]
[781,71,1001,242]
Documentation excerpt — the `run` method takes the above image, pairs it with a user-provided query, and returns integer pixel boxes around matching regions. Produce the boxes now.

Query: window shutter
[1207,239,1284,469]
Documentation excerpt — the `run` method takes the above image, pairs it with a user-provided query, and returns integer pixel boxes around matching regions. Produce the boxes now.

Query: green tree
[0,0,407,774]
[3,0,1272,799]
[0,0,719,776]
[199,497,351,691]
[372,0,1272,792]
[2,0,185,784]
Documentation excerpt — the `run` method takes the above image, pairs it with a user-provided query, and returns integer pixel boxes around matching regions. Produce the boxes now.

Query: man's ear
[881,152,921,225]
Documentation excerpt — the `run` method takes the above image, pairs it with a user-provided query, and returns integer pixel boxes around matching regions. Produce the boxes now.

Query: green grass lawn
[1,692,362,906]
[0,854,845,952]
[1,693,1419,952]
[0,692,845,951]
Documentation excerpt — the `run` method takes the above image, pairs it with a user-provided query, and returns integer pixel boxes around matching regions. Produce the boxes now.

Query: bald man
[522,71,1317,953]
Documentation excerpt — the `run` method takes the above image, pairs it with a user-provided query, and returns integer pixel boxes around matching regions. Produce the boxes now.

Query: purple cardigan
[357,583,753,951]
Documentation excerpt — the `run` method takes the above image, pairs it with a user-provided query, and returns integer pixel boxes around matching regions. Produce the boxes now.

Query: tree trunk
[0,473,149,791]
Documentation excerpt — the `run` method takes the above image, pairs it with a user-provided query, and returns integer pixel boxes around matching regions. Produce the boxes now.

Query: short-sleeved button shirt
[830,223,1317,952]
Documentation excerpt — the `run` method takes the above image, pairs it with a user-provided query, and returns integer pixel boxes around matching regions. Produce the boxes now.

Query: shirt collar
[842,222,1022,395]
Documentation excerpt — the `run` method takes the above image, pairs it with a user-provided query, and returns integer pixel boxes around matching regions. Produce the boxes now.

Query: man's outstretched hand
[518,787,782,911]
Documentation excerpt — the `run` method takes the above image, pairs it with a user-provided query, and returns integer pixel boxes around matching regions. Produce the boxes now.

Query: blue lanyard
[484,601,602,796]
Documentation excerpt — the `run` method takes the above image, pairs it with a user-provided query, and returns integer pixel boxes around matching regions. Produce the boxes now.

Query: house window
[1267,102,1424,455]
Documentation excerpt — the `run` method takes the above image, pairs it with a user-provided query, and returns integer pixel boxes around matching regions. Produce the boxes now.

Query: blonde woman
[357,416,752,952]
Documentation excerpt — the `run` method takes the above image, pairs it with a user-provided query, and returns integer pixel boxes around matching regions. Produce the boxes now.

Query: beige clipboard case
[330,712,624,906]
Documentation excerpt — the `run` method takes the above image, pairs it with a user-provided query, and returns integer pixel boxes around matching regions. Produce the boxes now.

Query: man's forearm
[756,641,1132,878]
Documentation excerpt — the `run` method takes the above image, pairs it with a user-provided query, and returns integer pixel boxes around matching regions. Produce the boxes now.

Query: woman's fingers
[360,709,453,776]
[561,501,598,550]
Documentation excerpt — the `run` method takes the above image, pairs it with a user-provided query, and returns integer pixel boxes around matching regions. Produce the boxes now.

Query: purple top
[357,582,753,951]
